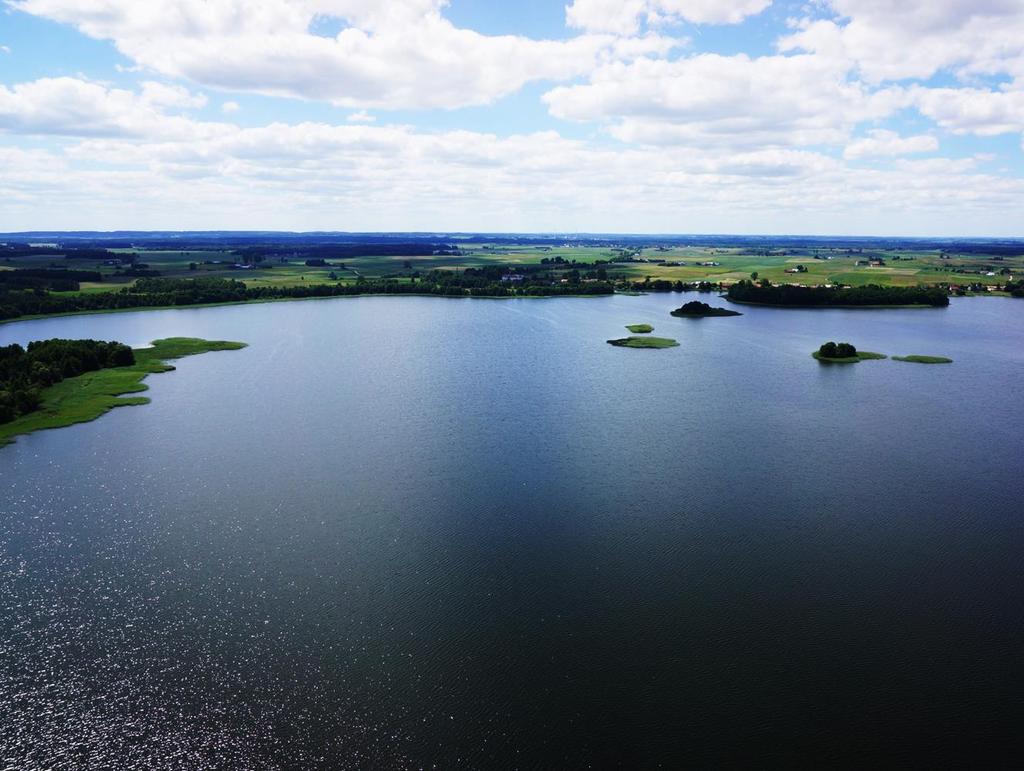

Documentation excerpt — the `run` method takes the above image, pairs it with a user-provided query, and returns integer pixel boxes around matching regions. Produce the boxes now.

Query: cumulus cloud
[0,110,1018,234]
[781,0,1024,83]
[2,0,1022,234]
[843,129,938,159]
[544,53,907,148]
[140,81,207,110]
[9,0,676,109]
[913,87,1024,136]
[553,1,1024,152]
[0,77,226,138]
[566,0,771,35]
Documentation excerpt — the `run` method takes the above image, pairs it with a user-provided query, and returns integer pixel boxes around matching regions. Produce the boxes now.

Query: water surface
[2,294,1022,767]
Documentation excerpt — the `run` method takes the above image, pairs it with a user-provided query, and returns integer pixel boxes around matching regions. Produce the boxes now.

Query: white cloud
[554,2,1024,153]
[140,81,207,109]
[1,112,1019,234]
[0,77,226,138]
[891,157,977,175]
[544,53,907,149]
[9,0,676,109]
[913,86,1024,136]
[843,129,938,159]
[775,2,1024,150]
[0,45,11,54]
[566,0,771,35]
[781,0,1024,83]
[2,0,1022,234]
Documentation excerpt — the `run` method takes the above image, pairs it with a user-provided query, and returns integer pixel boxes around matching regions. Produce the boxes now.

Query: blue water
[2,294,1023,767]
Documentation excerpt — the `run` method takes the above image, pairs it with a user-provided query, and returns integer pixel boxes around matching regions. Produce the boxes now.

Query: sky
[1,0,1023,235]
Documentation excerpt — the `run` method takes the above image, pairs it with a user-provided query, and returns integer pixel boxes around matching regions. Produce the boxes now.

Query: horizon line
[4,230,1024,241]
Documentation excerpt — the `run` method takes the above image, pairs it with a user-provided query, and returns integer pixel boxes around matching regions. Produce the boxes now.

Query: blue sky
[1,0,1023,234]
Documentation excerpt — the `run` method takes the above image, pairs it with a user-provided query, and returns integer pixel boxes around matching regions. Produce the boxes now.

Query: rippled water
[2,294,1023,767]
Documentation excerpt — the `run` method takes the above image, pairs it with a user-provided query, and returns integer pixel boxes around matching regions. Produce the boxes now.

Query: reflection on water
[2,294,1023,766]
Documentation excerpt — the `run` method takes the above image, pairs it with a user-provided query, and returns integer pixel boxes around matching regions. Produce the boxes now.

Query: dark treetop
[0,338,134,423]
[0,274,615,323]
[726,280,950,307]
[670,300,742,317]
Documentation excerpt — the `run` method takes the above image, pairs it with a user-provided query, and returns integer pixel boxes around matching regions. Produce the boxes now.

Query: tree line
[726,280,950,307]
[233,243,458,261]
[0,273,616,322]
[0,339,134,423]
[0,268,103,292]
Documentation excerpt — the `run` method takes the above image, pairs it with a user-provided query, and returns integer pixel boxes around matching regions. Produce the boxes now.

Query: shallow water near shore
[2,293,1023,766]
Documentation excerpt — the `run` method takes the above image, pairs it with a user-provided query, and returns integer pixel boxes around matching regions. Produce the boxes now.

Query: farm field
[2,238,1022,296]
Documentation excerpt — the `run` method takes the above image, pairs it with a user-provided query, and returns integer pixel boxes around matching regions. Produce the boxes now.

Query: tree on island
[670,300,742,317]
[819,341,857,358]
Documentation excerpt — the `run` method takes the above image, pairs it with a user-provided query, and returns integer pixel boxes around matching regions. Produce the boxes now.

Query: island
[625,323,654,333]
[1,337,247,446]
[893,355,954,364]
[607,336,680,349]
[727,280,950,307]
[812,342,887,363]
[670,301,742,317]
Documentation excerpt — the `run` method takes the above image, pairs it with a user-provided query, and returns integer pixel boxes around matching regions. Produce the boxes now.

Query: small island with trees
[625,323,654,333]
[607,336,680,349]
[1,337,246,446]
[812,342,887,363]
[670,301,742,317]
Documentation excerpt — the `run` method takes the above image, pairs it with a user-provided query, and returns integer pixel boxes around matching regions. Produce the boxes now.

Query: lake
[2,293,1023,767]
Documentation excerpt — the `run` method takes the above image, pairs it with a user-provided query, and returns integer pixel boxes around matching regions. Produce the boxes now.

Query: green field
[5,242,1020,296]
[0,337,246,447]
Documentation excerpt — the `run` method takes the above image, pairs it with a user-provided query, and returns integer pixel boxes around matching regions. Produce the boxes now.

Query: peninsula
[0,337,247,446]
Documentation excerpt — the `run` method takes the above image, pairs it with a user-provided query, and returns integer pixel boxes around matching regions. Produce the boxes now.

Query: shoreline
[725,297,945,310]
[0,337,247,447]
[0,287,1011,330]
[0,289,615,327]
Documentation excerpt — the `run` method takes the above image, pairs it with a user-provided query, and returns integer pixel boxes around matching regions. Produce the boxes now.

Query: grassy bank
[893,355,954,364]
[812,351,887,363]
[608,336,679,349]
[0,337,246,447]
